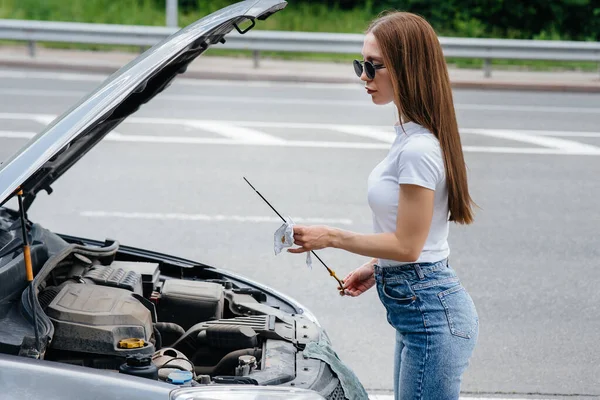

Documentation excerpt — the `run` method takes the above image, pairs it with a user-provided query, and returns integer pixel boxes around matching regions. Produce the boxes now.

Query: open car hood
[0,0,286,210]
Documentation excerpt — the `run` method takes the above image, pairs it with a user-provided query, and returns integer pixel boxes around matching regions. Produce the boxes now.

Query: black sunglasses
[353,59,385,80]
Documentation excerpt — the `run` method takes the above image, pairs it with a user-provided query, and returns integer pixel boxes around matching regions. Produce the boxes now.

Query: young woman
[288,11,479,400]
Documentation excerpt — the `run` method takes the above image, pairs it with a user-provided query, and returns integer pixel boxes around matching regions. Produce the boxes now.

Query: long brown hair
[368,12,475,224]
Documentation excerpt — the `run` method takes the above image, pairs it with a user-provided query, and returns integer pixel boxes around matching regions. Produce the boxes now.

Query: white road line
[127,118,393,131]
[1,131,599,155]
[263,140,389,149]
[0,131,38,139]
[462,128,600,154]
[461,146,599,155]
[157,95,600,113]
[0,69,106,82]
[186,121,285,144]
[456,102,600,114]
[158,93,374,107]
[0,113,599,155]
[0,112,56,121]
[0,69,361,89]
[178,78,362,90]
[1,87,599,114]
[107,134,390,149]
[330,126,396,143]
[80,211,353,225]
[102,134,236,145]
[126,119,600,145]
[534,131,600,137]
[472,128,600,138]
[0,88,84,97]
[0,88,373,107]
[2,112,600,140]
[32,115,56,125]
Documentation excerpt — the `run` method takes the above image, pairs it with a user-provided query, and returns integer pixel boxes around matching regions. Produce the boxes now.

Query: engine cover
[46,283,154,357]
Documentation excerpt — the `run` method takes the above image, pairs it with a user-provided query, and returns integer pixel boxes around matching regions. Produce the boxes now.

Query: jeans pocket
[438,284,478,339]
[381,280,417,304]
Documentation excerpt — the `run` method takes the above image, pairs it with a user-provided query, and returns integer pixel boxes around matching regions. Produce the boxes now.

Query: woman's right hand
[340,260,376,297]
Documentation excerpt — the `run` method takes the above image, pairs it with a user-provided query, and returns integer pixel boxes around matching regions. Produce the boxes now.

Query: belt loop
[414,264,425,279]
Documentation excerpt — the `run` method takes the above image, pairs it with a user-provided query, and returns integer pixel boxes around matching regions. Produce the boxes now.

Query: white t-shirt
[367,121,449,267]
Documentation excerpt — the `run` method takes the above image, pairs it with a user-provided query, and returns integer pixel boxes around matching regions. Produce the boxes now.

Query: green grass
[0,0,375,32]
[0,0,597,72]
[0,0,167,25]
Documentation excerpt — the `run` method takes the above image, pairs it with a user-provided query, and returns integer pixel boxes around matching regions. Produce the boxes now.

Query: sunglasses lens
[364,61,376,79]
[353,60,363,78]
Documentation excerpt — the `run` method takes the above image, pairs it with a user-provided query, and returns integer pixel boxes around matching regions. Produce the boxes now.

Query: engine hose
[153,325,163,350]
[154,322,186,347]
[155,322,186,337]
[194,348,262,376]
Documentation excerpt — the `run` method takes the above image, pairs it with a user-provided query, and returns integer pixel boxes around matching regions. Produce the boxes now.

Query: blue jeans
[374,259,479,400]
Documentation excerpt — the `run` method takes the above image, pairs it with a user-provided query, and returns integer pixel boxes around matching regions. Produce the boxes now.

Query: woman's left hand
[288,225,333,253]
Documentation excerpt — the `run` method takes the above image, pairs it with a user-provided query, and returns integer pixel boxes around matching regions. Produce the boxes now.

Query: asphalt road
[1,67,599,399]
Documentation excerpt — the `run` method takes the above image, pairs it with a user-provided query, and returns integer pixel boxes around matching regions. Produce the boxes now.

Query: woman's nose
[360,69,370,82]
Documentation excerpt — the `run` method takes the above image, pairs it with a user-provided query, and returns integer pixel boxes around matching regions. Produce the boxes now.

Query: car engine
[31,254,311,388]
[0,215,341,398]
[46,282,154,357]
[38,259,240,378]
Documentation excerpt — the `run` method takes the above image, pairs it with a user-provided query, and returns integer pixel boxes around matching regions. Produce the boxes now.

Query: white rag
[274,217,312,269]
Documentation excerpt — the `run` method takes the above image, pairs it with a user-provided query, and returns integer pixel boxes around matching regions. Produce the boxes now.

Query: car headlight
[171,386,326,400]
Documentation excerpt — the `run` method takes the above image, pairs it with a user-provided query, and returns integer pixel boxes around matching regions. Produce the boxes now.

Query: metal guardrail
[1,18,599,78]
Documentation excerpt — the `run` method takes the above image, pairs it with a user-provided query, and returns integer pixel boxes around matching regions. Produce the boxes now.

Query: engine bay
[38,251,318,386]
[0,210,324,389]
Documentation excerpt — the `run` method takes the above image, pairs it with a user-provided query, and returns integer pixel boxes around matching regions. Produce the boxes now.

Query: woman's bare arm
[290,184,435,263]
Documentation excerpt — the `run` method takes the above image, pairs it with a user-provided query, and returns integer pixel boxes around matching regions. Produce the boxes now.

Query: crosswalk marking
[0,113,599,156]
[3,130,599,155]
[32,115,56,125]
[521,131,600,138]
[186,121,285,144]
[461,128,600,154]
[330,126,396,143]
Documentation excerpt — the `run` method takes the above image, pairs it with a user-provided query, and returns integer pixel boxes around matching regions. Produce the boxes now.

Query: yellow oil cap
[118,338,145,349]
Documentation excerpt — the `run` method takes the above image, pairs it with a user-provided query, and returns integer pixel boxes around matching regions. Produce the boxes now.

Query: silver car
[0,1,366,399]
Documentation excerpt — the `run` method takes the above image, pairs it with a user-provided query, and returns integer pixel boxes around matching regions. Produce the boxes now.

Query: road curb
[2,58,600,93]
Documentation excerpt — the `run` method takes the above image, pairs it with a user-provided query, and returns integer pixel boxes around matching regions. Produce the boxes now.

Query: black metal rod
[243,177,286,223]
[17,191,41,354]
[29,283,40,353]
[243,177,344,288]
[17,194,27,244]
